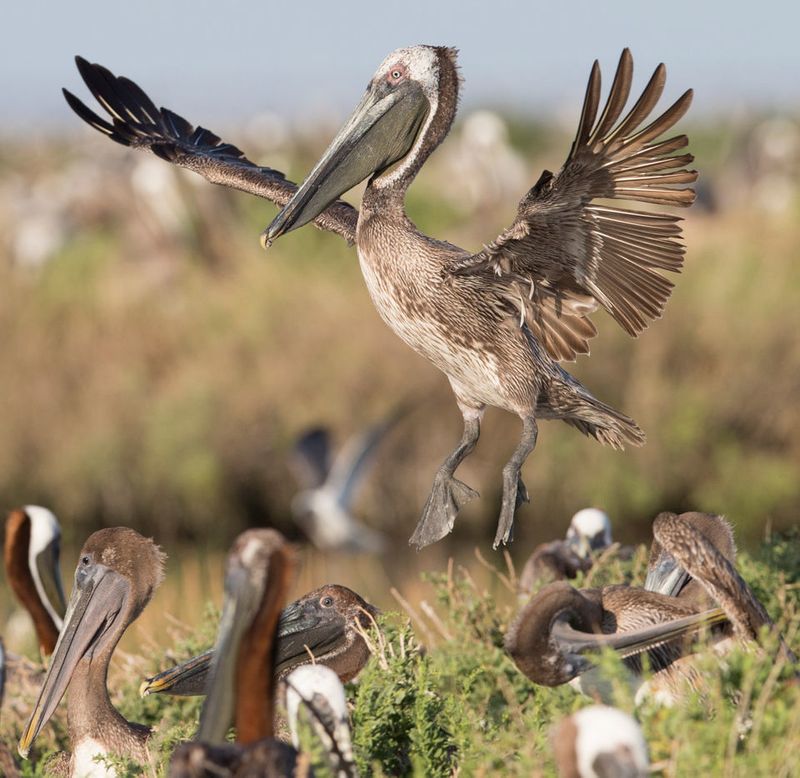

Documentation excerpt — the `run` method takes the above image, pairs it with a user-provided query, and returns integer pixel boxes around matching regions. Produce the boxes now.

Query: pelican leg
[494,417,538,548]
[409,418,481,549]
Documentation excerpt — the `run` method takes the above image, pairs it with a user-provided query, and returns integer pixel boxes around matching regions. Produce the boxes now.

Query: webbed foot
[493,473,529,548]
[410,473,479,549]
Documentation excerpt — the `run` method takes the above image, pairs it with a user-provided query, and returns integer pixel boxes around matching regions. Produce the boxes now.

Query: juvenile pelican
[4,506,67,657]
[140,583,378,697]
[168,529,305,777]
[551,705,649,778]
[18,527,166,776]
[65,47,696,548]
[506,512,789,700]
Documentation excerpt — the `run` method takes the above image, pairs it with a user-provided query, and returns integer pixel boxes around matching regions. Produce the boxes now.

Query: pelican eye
[81,555,90,565]
[321,596,334,608]
[386,65,407,84]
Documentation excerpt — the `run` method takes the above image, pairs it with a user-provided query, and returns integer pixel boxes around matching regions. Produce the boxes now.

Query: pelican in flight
[17,527,166,776]
[140,583,378,697]
[65,47,696,548]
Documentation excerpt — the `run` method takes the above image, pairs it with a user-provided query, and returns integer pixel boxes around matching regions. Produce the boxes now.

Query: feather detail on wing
[451,49,697,360]
[63,56,358,242]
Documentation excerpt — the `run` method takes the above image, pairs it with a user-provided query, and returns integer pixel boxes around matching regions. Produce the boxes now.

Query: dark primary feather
[64,56,358,242]
[289,428,333,491]
[452,48,697,361]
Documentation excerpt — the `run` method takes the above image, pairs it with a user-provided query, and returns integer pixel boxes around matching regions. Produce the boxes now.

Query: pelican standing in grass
[285,664,358,778]
[65,46,696,549]
[4,506,67,657]
[518,508,614,595]
[140,583,378,697]
[168,528,305,777]
[506,512,791,701]
[551,705,649,778]
[18,527,165,776]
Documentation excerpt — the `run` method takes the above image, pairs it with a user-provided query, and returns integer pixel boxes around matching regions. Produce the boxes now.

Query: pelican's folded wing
[451,49,696,361]
[63,56,358,243]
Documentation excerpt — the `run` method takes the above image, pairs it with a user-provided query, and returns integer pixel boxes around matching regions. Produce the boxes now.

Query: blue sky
[3,0,798,131]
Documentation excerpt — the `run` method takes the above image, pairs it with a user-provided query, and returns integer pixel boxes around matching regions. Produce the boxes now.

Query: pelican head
[264,45,458,243]
[18,527,165,758]
[552,705,649,778]
[4,506,67,656]
[566,508,612,557]
[196,529,294,746]
[139,583,379,697]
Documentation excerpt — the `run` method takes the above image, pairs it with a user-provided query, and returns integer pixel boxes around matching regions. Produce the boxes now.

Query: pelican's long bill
[140,590,359,697]
[18,563,129,758]
[644,549,692,597]
[551,606,729,661]
[263,77,429,243]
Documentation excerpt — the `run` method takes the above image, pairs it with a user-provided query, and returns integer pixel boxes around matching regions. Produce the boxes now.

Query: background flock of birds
[0,41,797,778]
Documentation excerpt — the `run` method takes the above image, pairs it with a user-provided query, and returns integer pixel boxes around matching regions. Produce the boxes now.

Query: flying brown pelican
[551,704,649,778]
[140,583,378,697]
[506,512,789,701]
[518,508,613,594]
[168,529,305,777]
[4,506,67,657]
[285,664,358,778]
[64,47,696,549]
[17,527,166,775]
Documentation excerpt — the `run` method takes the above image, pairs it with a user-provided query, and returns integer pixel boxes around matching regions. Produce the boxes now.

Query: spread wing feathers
[452,49,696,358]
[290,428,333,490]
[63,56,358,242]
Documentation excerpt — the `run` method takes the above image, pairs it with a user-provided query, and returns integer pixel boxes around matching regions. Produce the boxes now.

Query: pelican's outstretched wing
[290,428,333,490]
[326,406,405,510]
[452,49,696,361]
[63,57,358,242]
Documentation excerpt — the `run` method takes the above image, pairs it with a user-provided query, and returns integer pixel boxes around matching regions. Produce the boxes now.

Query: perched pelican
[65,47,696,549]
[4,506,67,657]
[168,529,305,777]
[551,705,648,778]
[506,512,788,701]
[18,527,166,776]
[140,583,378,697]
[285,664,357,778]
[289,410,404,552]
[518,508,613,594]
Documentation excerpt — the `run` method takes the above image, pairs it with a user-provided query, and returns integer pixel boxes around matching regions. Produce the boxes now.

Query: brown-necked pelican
[285,664,357,778]
[18,527,166,775]
[65,47,696,549]
[506,512,790,701]
[289,410,404,553]
[140,583,378,697]
[551,705,648,778]
[518,508,613,595]
[168,529,305,777]
[4,506,67,657]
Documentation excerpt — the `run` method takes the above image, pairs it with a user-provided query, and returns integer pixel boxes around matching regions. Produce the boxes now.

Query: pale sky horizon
[3,0,798,134]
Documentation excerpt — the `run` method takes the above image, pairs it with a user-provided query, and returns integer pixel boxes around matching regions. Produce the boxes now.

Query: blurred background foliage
[2,108,799,560]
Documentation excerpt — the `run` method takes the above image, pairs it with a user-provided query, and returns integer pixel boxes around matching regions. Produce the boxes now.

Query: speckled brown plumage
[65,46,696,549]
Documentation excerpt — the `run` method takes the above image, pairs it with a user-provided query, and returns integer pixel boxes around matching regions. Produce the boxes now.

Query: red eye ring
[387,64,407,83]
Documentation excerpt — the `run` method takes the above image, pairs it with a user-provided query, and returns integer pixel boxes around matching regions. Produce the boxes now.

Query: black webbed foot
[409,473,479,549]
